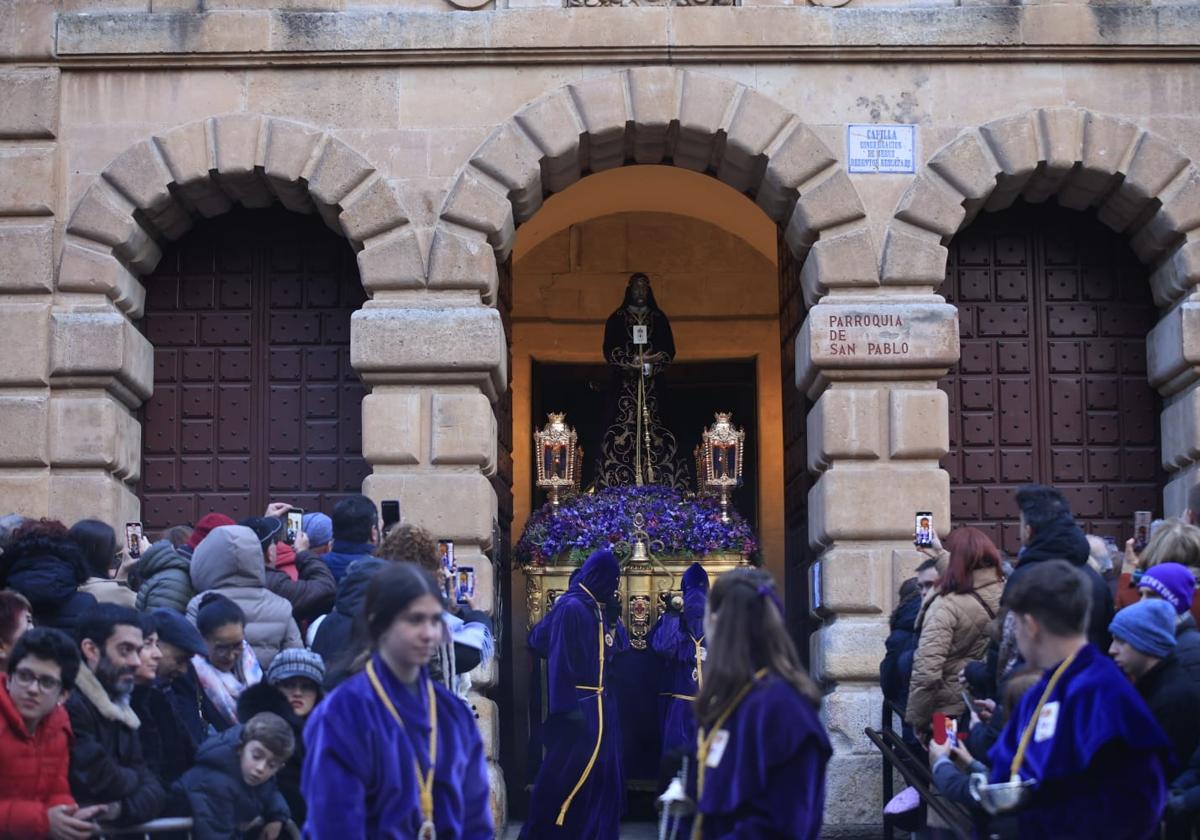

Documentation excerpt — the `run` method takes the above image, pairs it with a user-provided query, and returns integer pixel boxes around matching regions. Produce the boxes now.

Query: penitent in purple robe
[521,549,627,840]
[689,673,831,840]
[300,654,493,840]
[988,643,1171,839]
[649,562,708,760]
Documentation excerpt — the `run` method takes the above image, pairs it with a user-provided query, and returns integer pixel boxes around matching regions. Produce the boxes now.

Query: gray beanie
[266,647,326,687]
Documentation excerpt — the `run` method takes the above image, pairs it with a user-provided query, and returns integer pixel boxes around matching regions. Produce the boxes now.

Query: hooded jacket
[312,558,384,680]
[0,533,98,635]
[0,673,77,837]
[186,526,302,669]
[136,540,195,613]
[65,666,166,825]
[172,724,290,840]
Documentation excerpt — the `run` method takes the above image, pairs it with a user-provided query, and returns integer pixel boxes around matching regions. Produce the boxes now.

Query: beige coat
[905,567,1003,730]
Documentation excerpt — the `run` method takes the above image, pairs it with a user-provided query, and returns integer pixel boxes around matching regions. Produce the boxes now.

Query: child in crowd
[173,711,294,840]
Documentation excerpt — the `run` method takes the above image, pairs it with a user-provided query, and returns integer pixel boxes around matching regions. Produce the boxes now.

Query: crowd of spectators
[0,497,493,839]
[882,482,1200,839]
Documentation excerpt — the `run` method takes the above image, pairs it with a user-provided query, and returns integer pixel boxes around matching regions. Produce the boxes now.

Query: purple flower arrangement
[516,484,759,566]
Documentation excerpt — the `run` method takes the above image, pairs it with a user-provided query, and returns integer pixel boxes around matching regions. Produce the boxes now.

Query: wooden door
[139,208,369,530]
[942,203,1162,557]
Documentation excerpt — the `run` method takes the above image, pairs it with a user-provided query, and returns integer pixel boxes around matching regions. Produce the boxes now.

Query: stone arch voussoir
[882,107,1200,312]
[59,114,417,334]
[434,68,875,309]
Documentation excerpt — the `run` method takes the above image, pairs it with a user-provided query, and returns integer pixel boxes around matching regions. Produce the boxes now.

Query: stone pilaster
[797,294,958,828]
[0,68,59,518]
[351,294,508,827]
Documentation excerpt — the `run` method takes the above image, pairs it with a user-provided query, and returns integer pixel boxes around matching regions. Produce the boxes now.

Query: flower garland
[516,484,759,566]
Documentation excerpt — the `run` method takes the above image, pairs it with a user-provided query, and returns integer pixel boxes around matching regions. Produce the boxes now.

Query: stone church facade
[3,0,1200,830]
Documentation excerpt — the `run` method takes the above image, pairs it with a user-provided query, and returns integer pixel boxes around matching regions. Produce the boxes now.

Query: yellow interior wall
[511,209,786,578]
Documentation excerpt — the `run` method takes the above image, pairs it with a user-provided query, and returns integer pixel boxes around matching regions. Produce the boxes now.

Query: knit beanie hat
[266,648,326,687]
[1110,599,1178,658]
[1138,563,1197,616]
[188,513,236,550]
[239,517,283,549]
[301,513,333,549]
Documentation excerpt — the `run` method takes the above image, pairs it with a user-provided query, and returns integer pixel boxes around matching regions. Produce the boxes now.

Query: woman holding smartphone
[688,567,831,840]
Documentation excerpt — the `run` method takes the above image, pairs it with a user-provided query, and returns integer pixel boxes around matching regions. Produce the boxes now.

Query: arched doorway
[941,202,1163,556]
[138,207,369,529]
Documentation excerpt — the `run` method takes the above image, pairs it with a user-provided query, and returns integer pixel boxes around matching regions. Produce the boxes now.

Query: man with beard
[66,604,166,826]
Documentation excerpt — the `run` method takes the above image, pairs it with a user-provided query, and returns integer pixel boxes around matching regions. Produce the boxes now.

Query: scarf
[191,641,262,726]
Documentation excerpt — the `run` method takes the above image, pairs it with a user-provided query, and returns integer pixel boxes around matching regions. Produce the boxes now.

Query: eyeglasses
[11,667,61,693]
[211,641,243,657]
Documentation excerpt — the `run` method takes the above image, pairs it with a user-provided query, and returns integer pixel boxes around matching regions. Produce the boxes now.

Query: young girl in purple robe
[300,562,493,840]
[688,567,831,840]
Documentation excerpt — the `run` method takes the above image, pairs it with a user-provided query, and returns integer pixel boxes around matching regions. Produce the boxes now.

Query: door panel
[139,208,368,530]
[942,204,1163,557]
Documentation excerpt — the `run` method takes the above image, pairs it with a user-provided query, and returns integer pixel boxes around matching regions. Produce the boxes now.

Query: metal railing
[866,698,973,840]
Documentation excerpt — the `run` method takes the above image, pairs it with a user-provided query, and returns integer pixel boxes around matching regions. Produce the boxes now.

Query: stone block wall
[3,1,1200,830]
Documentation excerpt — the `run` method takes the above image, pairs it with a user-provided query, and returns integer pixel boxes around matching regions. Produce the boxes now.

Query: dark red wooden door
[942,203,1162,557]
[139,208,369,530]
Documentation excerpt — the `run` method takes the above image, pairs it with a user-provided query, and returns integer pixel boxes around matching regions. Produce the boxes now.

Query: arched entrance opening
[500,163,814,812]
[942,201,1163,556]
[138,206,370,529]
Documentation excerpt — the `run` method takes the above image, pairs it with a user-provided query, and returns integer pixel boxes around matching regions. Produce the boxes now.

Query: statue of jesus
[596,273,689,491]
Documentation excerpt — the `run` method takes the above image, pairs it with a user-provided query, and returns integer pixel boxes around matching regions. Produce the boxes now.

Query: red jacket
[0,673,76,838]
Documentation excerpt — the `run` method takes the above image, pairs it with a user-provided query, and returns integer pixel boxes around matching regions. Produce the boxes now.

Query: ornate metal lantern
[534,413,579,511]
[700,412,745,524]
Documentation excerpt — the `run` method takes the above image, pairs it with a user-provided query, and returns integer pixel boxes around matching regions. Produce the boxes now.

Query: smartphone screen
[457,566,476,603]
[285,509,304,545]
[382,500,401,531]
[914,511,934,548]
[438,541,455,600]
[1133,510,1152,552]
[125,522,143,559]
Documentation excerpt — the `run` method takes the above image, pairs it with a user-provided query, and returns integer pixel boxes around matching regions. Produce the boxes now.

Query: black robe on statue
[596,283,689,490]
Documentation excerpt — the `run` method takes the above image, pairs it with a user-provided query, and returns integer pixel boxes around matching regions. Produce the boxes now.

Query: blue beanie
[302,512,333,548]
[1110,599,1178,658]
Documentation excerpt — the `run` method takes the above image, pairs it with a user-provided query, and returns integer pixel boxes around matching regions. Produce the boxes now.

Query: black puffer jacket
[135,540,194,613]
[66,667,166,825]
[880,592,922,709]
[172,725,290,840]
[237,682,310,826]
[0,533,98,635]
[264,551,335,624]
[311,558,384,678]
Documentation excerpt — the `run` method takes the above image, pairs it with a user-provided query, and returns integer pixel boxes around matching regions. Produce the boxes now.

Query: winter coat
[78,577,137,608]
[237,682,310,826]
[1135,654,1200,775]
[172,725,290,840]
[65,666,166,826]
[1005,515,1114,653]
[312,558,384,683]
[321,540,377,583]
[1116,566,1200,630]
[0,533,98,636]
[264,551,335,624]
[905,568,1003,730]
[135,540,195,613]
[880,592,922,709]
[1176,613,1200,685]
[132,683,200,785]
[186,526,302,670]
[0,673,76,837]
